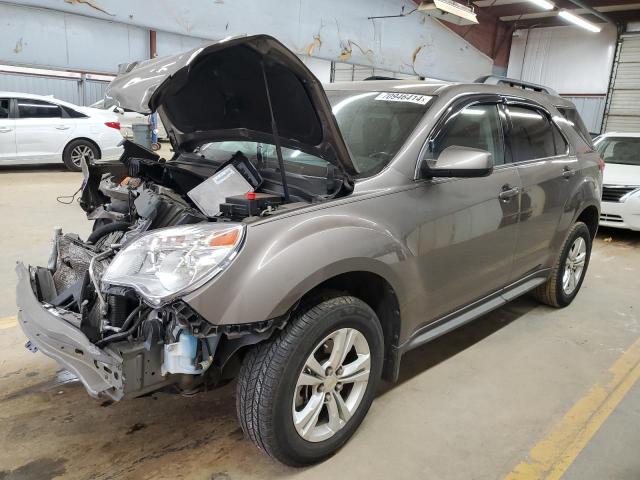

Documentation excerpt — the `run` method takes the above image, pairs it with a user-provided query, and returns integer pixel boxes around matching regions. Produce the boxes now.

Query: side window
[0,98,10,119]
[552,124,568,155]
[432,104,505,165]
[17,98,62,119]
[557,107,593,146]
[507,106,556,162]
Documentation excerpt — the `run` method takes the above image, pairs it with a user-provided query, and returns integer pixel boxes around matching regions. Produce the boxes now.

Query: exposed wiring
[368,5,417,20]
[56,186,82,205]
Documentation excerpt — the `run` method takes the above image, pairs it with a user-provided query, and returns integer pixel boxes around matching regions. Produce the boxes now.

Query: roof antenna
[260,60,290,202]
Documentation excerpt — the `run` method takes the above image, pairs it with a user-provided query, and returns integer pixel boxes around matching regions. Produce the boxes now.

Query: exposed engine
[36,143,272,345]
[28,140,334,397]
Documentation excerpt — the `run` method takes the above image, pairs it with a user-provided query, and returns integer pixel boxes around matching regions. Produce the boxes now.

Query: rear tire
[236,293,384,466]
[532,221,592,308]
[62,139,98,172]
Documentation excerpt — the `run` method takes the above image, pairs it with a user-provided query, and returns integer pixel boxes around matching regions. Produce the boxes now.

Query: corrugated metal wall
[0,72,109,106]
[603,35,640,132]
[562,96,606,134]
[84,80,109,105]
[0,72,80,103]
[332,62,419,82]
[507,25,617,95]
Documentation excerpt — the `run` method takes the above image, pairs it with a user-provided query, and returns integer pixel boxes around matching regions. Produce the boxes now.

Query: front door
[415,99,521,322]
[0,97,16,161]
[14,98,76,162]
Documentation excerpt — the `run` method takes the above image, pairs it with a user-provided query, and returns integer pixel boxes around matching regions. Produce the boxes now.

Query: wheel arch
[298,270,402,382]
[575,203,599,239]
[216,267,404,384]
[63,137,102,159]
[551,173,600,257]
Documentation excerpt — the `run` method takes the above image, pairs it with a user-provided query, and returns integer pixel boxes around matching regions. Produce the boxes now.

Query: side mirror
[421,145,493,178]
[113,106,125,114]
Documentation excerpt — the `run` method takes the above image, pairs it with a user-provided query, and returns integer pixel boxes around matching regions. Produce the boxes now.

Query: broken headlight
[102,224,245,306]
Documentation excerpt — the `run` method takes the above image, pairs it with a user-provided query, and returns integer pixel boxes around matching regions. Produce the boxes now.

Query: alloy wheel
[292,328,371,442]
[562,236,587,295]
[70,145,95,168]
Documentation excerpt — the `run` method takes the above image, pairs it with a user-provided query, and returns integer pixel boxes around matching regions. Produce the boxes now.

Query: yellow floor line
[0,316,17,330]
[505,336,640,480]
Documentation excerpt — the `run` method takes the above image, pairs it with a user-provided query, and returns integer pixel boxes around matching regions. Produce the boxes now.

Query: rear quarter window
[557,107,593,147]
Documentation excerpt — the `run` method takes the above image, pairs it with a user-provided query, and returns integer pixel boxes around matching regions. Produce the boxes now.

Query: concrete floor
[0,164,639,480]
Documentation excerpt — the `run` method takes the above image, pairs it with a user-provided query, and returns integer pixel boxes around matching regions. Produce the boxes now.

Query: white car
[90,98,167,142]
[595,132,640,231]
[0,92,123,171]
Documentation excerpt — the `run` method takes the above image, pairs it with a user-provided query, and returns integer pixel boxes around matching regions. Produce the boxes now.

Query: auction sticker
[375,92,431,105]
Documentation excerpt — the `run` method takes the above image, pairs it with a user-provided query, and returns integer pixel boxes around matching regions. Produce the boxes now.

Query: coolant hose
[96,304,145,348]
[87,222,130,244]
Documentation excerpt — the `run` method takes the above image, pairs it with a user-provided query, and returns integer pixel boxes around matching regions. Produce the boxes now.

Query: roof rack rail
[474,75,558,96]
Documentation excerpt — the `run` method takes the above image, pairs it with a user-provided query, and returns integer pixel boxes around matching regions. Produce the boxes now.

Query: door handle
[499,184,520,202]
[55,125,71,130]
[0,127,12,133]
[562,167,576,179]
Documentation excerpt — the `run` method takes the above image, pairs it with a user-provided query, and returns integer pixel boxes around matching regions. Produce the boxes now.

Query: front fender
[183,208,412,326]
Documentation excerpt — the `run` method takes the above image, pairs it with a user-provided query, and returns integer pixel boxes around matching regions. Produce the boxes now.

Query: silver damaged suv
[16,35,602,465]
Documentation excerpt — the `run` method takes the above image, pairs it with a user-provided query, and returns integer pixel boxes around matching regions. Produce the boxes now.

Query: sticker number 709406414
[375,92,432,105]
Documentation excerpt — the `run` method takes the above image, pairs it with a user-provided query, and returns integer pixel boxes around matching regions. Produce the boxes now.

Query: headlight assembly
[102,223,245,306]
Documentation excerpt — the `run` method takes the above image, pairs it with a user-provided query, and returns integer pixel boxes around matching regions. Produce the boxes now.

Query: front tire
[236,293,384,466]
[63,139,98,172]
[532,221,592,307]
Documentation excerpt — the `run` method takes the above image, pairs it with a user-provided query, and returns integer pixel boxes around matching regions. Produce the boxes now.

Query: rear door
[505,100,577,281]
[0,97,16,161]
[14,98,76,161]
[415,96,521,321]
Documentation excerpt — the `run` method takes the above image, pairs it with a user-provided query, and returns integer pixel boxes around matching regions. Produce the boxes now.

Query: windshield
[595,137,640,166]
[199,141,329,171]
[327,90,431,176]
[195,90,431,180]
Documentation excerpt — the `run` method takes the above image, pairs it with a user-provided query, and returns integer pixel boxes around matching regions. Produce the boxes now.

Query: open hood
[105,35,357,176]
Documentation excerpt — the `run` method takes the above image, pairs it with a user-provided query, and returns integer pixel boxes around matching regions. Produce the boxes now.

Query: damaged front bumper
[15,262,169,401]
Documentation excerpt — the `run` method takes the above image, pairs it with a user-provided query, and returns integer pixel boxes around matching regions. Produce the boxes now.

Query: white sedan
[595,132,640,231]
[0,92,123,171]
[90,98,167,142]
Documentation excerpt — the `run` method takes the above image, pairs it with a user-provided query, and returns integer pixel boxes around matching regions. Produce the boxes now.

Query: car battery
[219,192,282,220]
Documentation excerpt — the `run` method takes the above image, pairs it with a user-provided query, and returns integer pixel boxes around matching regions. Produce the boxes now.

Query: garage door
[603,35,640,132]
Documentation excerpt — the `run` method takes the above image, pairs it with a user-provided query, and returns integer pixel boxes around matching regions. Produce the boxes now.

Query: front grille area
[602,185,639,202]
[600,213,623,223]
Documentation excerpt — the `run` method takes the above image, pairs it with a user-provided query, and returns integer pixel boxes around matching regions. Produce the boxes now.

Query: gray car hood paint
[105,34,357,176]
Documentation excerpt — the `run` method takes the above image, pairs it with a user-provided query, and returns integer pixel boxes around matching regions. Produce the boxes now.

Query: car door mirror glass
[421,145,493,178]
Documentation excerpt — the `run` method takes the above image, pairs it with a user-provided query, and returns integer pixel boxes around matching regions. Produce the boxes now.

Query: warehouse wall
[6,0,493,80]
[507,25,617,133]
[0,3,148,73]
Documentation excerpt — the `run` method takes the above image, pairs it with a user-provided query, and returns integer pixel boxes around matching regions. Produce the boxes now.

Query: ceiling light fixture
[558,9,602,33]
[528,0,554,10]
[418,0,478,25]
